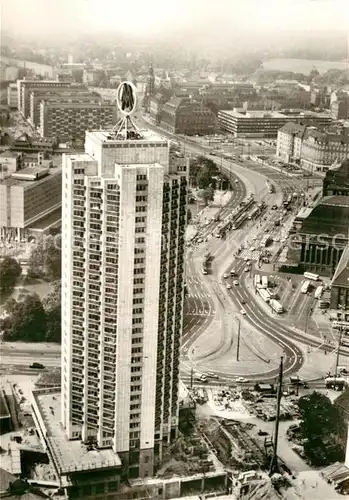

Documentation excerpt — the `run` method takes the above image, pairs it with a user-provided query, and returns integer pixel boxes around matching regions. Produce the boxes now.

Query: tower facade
[61,90,187,478]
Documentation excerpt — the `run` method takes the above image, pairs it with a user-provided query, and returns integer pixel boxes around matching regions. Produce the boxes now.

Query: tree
[42,281,61,343]
[198,187,214,206]
[0,257,22,295]
[298,392,346,466]
[28,235,61,281]
[0,293,47,342]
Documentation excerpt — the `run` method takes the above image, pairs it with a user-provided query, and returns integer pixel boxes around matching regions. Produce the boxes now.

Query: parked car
[30,362,45,369]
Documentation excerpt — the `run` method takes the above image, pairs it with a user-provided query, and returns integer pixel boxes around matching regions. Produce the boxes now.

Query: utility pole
[269,356,283,475]
[236,317,241,361]
[190,367,194,389]
[334,326,344,380]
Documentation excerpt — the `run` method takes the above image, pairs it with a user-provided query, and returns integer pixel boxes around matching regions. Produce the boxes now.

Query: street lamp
[236,315,241,362]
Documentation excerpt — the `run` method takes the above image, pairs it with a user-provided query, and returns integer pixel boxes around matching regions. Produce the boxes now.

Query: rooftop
[32,389,122,475]
[0,166,61,188]
[87,128,168,144]
[332,246,349,288]
[279,122,307,136]
[219,109,330,119]
[300,196,349,237]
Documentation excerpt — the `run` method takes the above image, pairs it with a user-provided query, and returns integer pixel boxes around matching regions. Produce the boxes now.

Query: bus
[332,321,349,331]
[325,377,346,390]
[314,286,323,299]
[261,276,268,289]
[260,234,272,248]
[258,288,271,303]
[270,299,283,314]
[254,274,261,288]
[301,280,310,294]
[303,272,320,281]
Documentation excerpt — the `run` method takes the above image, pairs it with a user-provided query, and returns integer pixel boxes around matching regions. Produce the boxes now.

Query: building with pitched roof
[330,245,349,309]
[0,468,49,499]
[276,122,349,172]
[160,97,216,135]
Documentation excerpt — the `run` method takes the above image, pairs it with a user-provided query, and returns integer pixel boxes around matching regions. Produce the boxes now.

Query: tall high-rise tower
[61,82,187,478]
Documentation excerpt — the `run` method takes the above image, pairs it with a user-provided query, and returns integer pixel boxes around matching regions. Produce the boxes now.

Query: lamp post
[236,316,241,362]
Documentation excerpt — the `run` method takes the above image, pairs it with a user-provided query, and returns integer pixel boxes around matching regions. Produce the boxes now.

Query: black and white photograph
[0,0,349,498]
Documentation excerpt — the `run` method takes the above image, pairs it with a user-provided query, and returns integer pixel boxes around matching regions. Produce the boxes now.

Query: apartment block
[59,126,187,483]
[17,79,74,118]
[39,100,116,141]
[28,87,91,127]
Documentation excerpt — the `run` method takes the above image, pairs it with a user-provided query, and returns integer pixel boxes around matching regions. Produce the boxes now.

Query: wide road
[137,117,349,380]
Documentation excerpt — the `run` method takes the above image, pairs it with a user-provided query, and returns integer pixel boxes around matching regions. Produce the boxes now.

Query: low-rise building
[218,108,331,138]
[39,98,116,141]
[0,163,62,239]
[11,133,56,154]
[7,82,18,108]
[160,97,216,135]
[277,123,349,172]
[0,150,22,176]
[330,245,349,310]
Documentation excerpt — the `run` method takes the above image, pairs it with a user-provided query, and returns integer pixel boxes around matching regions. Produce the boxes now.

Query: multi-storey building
[288,195,349,276]
[330,245,349,310]
[276,122,349,172]
[323,159,349,197]
[17,79,74,118]
[39,99,116,142]
[28,87,91,127]
[58,125,187,482]
[7,83,18,109]
[330,97,349,120]
[0,162,62,239]
[276,122,307,163]
[218,109,332,138]
[160,96,216,135]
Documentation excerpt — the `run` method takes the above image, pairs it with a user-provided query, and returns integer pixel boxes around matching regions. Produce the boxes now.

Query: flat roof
[219,109,330,119]
[87,128,168,144]
[32,389,121,475]
[0,166,61,188]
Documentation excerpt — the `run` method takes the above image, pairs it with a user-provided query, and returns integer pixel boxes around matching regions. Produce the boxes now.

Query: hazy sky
[2,0,349,39]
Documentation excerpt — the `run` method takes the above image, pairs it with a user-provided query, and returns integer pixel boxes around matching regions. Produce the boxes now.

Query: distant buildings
[7,83,18,109]
[160,97,216,135]
[218,109,332,138]
[0,153,61,239]
[277,123,349,172]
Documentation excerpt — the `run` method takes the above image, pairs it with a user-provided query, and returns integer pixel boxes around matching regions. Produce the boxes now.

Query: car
[223,273,229,279]
[240,308,247,315]
[241,299,246,304]
[30,362,45,369]
[230,269,236,276]
[227,283,232,289]
[235,376,248,383]
[250,246,256,252]
[244,267,250,272]
[207,372,219,379]
[233,280,239,286]
[244,257,249,261]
